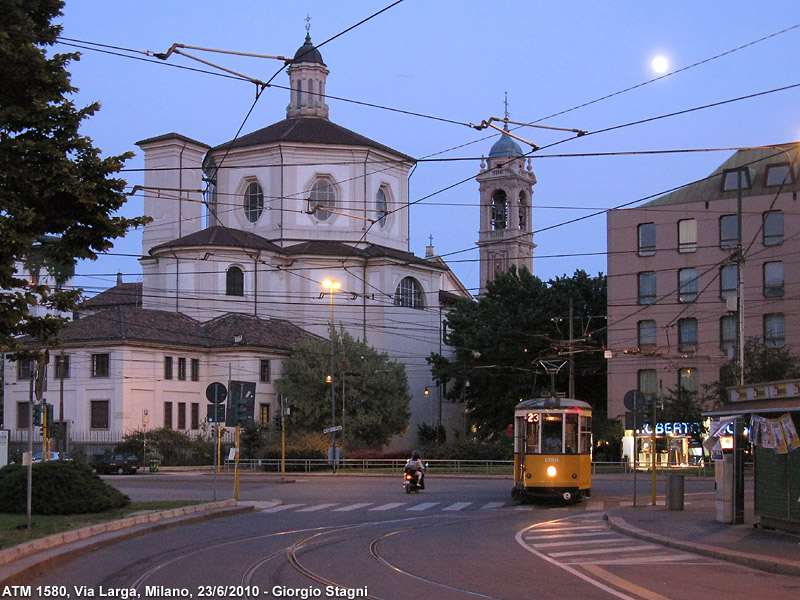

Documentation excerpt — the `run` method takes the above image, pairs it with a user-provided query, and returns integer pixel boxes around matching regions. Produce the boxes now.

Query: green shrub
[0,462,130,515]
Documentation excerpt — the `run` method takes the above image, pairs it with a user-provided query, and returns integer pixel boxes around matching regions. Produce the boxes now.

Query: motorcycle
[403,463,427,493]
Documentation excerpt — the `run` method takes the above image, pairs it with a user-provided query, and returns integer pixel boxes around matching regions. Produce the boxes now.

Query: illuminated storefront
[622,420,729,468]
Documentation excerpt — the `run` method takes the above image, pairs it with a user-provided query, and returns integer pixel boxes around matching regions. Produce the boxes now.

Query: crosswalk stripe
[480,502,506,510]
[369,503,406,511]
[531,537,627,549]
[549,544,657,558]
[443,502,472,511]
[587,553,698,565]
[332,503,373,512]
[407,502,440,511]
[297,503,339,512]
[525,530,610,541]
[261,503,307,513]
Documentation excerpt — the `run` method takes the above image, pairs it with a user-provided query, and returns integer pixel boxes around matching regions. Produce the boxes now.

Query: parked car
[95,453,140,475]
[31,451,71,463]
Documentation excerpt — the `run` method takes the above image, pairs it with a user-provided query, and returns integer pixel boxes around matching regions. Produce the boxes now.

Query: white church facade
[3,32,471,450]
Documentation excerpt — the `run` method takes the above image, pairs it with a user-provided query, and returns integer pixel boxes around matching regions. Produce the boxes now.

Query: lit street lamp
[322,279,341,473]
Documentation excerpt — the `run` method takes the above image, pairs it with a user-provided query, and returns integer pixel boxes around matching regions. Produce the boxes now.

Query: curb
[0,500,254,585]
[605,514,800,577]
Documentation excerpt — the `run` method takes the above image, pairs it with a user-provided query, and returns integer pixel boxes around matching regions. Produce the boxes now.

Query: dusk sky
[55,1,800,297]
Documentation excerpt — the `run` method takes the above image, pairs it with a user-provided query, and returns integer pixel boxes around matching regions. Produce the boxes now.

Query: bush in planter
[0,461,130,515]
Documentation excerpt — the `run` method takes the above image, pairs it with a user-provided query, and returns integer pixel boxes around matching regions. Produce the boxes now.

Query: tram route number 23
[525,412,540,423]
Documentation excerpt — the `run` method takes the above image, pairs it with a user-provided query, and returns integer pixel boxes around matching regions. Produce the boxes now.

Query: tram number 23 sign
[525,412,540,423]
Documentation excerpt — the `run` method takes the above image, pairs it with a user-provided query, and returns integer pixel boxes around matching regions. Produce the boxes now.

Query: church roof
[80,282,142,310]
[291,33,325,66]
[488,131,524,158]
[281,240,449,270]
[150,226,283,253]
[62,306,311,351]
[211,116,415,161]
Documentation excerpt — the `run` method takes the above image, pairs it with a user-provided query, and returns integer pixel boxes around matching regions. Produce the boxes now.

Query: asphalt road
[14,474,800,600]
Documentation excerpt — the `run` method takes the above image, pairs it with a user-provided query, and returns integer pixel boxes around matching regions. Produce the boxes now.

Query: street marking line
[582,564,673,600]
[407,502,440,511]
[443,502,472,511]
[297,503,339,512]
[549,544,658,558]
[532,525,607,532]
[260,503,307,513]
[480,502,506,510]
[525,530,609,540]
[369,503,406,511]
[530,537,628,549]
[586,553,704,565]
[332,503,373,512]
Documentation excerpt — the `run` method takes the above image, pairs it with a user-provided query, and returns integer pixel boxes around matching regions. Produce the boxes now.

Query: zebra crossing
[254,500,513,515]
[517,514,717,566]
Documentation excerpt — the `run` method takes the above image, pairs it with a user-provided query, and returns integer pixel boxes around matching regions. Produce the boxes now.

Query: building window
[17,402,30,429]
[764,313,785,348]
[678,318,698,353]
[519,191,528,229]
[763,211,784,246]
[376,188,388,228]
[678,368,698,393]
[678,268,698,302]
[54,355,70,379]
[677,219,697,253]
[178,357,187,381]
[226,266,244,296]
[91,400,109,429]
[16,359,33,381]
[178,402,187,429]
[763,261,784,297]
[719,215,738,249]
[637,320,657,349]
[91,353,109,378]
[164,356,173,380]
[164,402,173,429]
[638,271,656,304]
[259,404,270,428]
[638,223,656,256]
[394,277,424,309]
[191,358,200,382]
[637,369,657,397]
[191,403,200,429]
[243,181,264,223]
[310,178,336,221]
[720,264,737,300]
[765,163,793,187]
[720,315,736,354]
[491,189,508,230]
[260,359,271,383]
[722,168,752,192]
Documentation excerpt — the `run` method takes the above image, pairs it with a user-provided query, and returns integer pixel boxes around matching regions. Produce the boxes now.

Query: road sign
[207,403,226,423]
[323,425,343,434]
[623,389,647,411]
[206,382,227,404]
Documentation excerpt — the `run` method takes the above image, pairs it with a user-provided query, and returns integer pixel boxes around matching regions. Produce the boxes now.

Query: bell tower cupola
[475,97,536,294]
[286,17,330,119]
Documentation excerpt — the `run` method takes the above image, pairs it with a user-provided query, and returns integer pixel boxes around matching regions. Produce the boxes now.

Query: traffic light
[226,381,255,426]
[33,403,43,427]
[274,414,282,430]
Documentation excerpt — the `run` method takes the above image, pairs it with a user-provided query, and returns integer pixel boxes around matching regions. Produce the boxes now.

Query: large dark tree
[275,328,411,449]
[0,0,148,354]
[429,267,607,437]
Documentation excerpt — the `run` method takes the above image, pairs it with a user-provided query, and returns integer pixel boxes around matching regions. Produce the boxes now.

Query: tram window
[526,418,540,453]
[564,413,579,454]
[542,415,562,453]
[580,416,592,454]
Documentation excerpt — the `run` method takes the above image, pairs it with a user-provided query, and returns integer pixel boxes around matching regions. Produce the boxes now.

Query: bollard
[666,473,685,511]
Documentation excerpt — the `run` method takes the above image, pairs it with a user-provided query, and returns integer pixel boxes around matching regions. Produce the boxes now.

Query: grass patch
[0,500,204,551]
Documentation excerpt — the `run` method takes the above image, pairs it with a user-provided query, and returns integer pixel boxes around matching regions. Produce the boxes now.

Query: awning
[704,398,800,417]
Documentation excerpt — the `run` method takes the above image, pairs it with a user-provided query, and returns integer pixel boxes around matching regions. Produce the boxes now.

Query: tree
[275,328,411,449]
[0,0,149,355]
[428,266,606,437]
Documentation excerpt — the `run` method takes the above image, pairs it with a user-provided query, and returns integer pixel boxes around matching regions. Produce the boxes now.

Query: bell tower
[286,17,330,119]
[476,105,536,294]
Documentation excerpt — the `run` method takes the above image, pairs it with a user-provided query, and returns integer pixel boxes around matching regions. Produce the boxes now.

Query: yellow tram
[512,397,592,503]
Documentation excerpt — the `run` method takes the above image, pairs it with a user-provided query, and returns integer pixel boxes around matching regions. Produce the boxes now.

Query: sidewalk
[606,493,800,576]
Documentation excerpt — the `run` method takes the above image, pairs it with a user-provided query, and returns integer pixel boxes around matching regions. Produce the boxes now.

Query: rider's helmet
[412,450,420,460]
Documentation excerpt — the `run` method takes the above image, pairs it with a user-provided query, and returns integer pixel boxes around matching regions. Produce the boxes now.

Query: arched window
[394,277,424,309]
[491,190,508,230]
[310,178,336,221]
[244,181,264,223]
[226,266,244,297]
[518,191,527,229]
[376,188,388,227]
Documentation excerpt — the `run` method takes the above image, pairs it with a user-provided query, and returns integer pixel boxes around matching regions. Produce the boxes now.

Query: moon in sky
[652,55,669,74]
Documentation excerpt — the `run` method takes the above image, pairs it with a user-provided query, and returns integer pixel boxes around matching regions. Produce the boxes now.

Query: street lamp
[322,279,341,473]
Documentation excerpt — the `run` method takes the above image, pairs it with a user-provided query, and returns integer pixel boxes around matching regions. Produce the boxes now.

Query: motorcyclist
[404,450,425,488]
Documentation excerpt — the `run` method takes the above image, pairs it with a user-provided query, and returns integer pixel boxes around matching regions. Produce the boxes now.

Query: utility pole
[568,299,575,399]
[733,168,746,524]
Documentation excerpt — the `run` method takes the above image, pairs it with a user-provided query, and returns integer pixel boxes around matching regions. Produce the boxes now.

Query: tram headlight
[546,465,557,477]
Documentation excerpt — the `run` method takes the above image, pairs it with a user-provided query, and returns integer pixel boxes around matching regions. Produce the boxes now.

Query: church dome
[292,34,325,66]
[488,131,524,158]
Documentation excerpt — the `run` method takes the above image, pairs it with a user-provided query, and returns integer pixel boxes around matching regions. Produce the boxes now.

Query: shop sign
[639,421,711,436]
